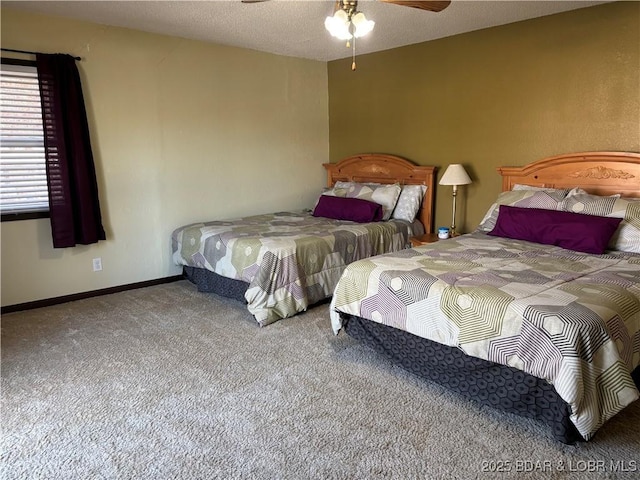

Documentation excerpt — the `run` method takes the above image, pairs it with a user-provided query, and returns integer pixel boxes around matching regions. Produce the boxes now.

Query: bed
[330,151,640,443]
[172,153,436,326]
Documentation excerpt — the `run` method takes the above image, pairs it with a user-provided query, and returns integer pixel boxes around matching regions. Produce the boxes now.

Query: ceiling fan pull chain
[352,36,357,70]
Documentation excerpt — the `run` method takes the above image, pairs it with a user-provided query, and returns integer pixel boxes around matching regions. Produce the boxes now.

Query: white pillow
[391,185,427,222]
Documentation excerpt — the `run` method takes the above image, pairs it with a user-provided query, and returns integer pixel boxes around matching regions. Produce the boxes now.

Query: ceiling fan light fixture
[325,1,374,41]
[325,1,375,71]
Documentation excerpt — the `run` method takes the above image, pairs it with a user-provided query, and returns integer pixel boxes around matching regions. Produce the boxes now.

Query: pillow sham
[559,188,640,253]
[512,184,571,192]
[477,188,569,232]
[559,188,622,215]
[488,205,622,254]
[391,184,427,222]
[312,195,383,223]
[332,181,402,221]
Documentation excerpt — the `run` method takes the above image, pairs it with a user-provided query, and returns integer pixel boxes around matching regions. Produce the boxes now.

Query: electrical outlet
[92,257,102,272]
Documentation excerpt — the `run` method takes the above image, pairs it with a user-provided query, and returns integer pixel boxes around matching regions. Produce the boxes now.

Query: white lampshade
[325,10,353,40]
[351,12,375,38]
[439,164,472,186]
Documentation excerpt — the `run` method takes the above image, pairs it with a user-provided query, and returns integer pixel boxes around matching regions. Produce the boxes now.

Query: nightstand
[410,233,439,247]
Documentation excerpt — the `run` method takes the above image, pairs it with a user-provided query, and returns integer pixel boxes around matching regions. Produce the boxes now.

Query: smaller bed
[172,153,436,326]
[330,151,640,443]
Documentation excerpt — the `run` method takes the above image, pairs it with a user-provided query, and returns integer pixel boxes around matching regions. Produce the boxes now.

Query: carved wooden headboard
[323,153,436,233]
[498,151,640,198]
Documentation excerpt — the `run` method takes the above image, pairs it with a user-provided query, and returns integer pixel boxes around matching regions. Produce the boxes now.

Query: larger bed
[172,153,436,326]
[330,151,640,443]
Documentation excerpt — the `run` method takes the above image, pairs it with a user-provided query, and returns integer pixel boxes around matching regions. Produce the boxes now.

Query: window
[0,59,49,221]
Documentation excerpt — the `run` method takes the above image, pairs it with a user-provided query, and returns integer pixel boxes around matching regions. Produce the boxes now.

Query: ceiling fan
[241,1,451,14]
[242,1,451,70]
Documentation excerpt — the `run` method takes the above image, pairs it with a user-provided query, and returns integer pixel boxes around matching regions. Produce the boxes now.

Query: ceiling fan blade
[380,1,451,13]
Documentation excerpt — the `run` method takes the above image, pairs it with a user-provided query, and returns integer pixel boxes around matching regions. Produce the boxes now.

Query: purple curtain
[36,53,105,248]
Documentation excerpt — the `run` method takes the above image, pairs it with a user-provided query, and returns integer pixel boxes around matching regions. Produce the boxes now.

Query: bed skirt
[340,313,584,444]
[183,266,249,303]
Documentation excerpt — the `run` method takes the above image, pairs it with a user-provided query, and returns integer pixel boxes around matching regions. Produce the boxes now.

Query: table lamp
[439,164,472,235]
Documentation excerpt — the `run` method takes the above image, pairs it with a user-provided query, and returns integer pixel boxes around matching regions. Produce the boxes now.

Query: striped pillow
[332,182,402,221]
[478,189,569,232]
[559,188,640,253]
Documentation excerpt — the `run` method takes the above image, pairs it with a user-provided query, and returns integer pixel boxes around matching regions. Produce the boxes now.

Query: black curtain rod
[1,48,81,61]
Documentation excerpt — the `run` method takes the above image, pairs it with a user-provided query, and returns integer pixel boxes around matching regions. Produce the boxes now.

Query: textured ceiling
[3,1,611,61]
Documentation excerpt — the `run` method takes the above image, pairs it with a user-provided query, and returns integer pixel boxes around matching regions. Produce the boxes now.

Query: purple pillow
[313,195,383,223]
[488,205,622,254]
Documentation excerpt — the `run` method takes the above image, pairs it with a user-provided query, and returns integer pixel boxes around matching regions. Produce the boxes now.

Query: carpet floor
[2,280,639,479]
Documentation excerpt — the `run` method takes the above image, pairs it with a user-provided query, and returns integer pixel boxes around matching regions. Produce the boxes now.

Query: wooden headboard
[323,153,436,234]
[498,151,640,198]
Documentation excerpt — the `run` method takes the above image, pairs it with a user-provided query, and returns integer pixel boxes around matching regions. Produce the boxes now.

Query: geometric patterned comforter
[172,210,422,326]
[330,232,640,440]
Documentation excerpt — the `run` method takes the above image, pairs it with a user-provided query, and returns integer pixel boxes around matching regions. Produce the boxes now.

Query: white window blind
[0,63,48,214]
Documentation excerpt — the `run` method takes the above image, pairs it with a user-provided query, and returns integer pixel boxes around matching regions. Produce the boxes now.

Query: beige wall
[328,1,640,233]
[0,9,329,307]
